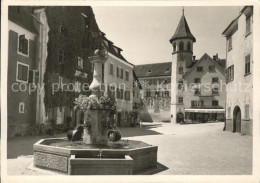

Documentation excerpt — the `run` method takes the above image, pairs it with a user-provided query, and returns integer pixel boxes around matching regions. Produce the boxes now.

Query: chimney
[213,53,218,60]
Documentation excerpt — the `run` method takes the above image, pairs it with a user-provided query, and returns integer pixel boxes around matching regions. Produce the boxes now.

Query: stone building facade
[7,6,101,136]
[222,6,253,135]
[134,62,171,122]
[169,12,226,124]
[8,6,42,137]
[102,33,140,127]
[182,54,226,123]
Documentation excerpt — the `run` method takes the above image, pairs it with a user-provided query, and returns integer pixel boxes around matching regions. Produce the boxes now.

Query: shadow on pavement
[134,162,169,175]
[119,123,163,138]
[7,133,65,159]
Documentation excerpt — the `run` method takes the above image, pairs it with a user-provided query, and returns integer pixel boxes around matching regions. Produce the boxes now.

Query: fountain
[33,47,158,175]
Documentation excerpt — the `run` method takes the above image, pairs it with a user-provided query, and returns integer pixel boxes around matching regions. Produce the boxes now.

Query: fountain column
[83,47,108,145]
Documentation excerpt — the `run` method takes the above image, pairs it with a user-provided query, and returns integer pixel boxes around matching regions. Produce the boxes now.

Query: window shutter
[18,65,23,80]
[24,39,29,55]
[121,69,123,79]
[225,69,229,83]
[22,65,28,81]
[19,35,25,52]
[28,70,34,83]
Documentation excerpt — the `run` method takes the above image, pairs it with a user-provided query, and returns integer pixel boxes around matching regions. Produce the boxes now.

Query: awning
[185,108,225,113]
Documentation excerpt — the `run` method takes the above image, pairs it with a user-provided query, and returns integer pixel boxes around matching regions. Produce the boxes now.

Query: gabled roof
[134,62,172,78]
[101,34,134,66]
[8,6,38,34]
[170,14,196,43]
[182,53,225,79]
[222,6,253,37]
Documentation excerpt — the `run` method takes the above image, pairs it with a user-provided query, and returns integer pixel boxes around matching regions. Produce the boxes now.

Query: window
[226,65,234,83]
[173,42,177,52]
[212,100,218,106]
[125,71,129,81]
[120,89,124,99]
[117,67,119,78]
[246,16,251,35]
[110,63,113,75]
[178,80,183,90]
[197,66,203,72]
[146,89,151,97]
[245,54,251,75]
[121,69,123,79]
[155,91,160,97]
[209,65,215,72]
[212,77,219,83]
[18,35,29,55]
[108,85,115,98]
[212,87,219,95]
[245,104,250,120]
[17,62,29,82]
[133,91,135,97]
[77,57,83,69]
[124,91,130,101]
[179,42,184,51]
[19,102,25,113]
[59,50,64,64]
[178,97,183,104]
[164,91,169,97]
[187,42,191,51]
[194,78,201,83]
[116,88,120,99]
[191,101,197,107]
[194,88,200,95]
[228,36,232,51]
[178,67,183,74]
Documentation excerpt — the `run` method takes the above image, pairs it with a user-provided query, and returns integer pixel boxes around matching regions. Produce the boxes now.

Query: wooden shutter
[19,35,25,52]
[24,39,29,55]
[28,70,34,83]
[22,65,28,81]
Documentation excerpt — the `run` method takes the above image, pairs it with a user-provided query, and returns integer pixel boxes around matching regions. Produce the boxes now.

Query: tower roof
[170,14,196,43]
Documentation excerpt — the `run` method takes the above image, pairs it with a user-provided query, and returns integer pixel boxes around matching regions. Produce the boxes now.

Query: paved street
[7,122,252,175]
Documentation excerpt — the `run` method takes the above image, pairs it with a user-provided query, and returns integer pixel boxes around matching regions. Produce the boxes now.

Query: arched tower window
[179,42,184,51]
[173,42,177,52]
[187,42,191,51]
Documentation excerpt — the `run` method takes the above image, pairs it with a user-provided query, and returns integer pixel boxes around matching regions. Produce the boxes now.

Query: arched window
[173,43,177,52]
[179,42,184,51]
[187,42,191,51]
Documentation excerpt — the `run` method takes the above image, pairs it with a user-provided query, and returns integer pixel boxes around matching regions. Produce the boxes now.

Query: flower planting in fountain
[68,94,121,144]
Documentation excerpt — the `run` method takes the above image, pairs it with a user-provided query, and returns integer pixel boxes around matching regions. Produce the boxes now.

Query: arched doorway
[233,106,241,133]
[177,112,184,123]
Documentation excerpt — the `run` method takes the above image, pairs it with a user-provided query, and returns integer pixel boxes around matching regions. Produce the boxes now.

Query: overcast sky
[92,6,240,65]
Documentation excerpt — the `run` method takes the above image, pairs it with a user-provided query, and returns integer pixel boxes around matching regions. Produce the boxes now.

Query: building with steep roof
[222,6,253,135]
[134,10,226,124]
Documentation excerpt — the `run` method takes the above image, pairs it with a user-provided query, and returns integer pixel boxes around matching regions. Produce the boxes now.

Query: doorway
[233,106,241,133]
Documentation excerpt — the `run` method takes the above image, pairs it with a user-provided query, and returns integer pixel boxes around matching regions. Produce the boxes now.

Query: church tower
[170,9,196,124]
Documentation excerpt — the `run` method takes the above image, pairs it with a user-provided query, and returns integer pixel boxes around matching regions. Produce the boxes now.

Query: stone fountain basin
[33,138,158,175]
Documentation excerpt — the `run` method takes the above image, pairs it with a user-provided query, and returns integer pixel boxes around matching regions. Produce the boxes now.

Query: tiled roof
[182,53,226,79]
[170,14,196,43]
[101,34,134,66]
[8,6,38,34]
[134,62,172,78]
